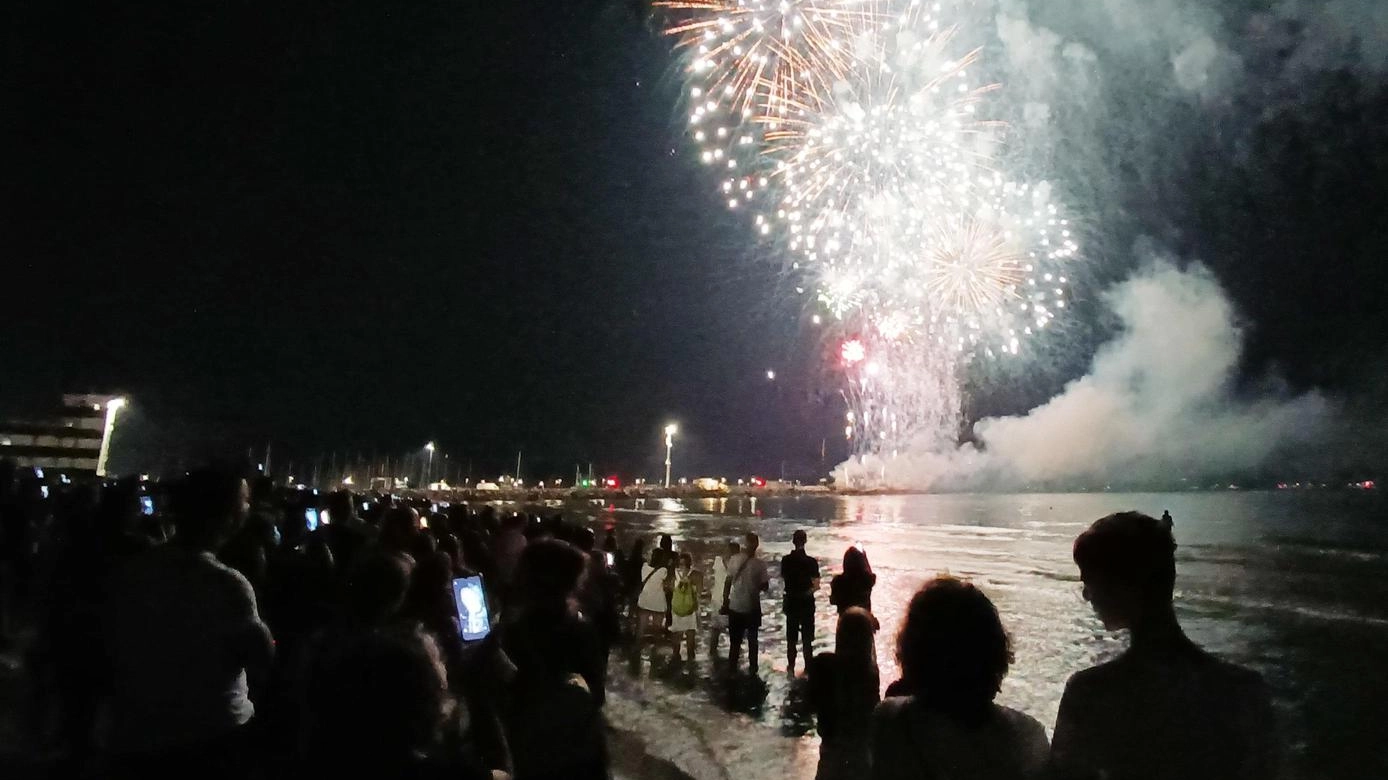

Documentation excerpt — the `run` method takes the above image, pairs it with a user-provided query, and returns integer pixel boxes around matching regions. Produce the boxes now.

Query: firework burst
[654,0,1081,458]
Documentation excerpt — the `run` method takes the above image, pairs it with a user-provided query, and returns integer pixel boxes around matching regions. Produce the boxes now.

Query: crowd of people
[0,459,1277,780]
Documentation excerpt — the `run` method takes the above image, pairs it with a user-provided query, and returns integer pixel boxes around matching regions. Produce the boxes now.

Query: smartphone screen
[321,509,332,526]
[40,485,50,499]
[304,507,320,531]
[605,551,615,567]
[140,496,155,516]
[452,576,491,641]
[360,501,370,512]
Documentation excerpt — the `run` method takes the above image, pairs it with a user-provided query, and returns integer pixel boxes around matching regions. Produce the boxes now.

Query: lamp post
[663,423,678,489]
[424,441,435,488]
[96,397,127,477]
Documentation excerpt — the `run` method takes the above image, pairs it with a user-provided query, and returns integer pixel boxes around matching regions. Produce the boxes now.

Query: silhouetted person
[302,624,499,779]
[380,505,423,562]
[809,607,879,780]
[403,551,467,679]
[871,576,1048,780]
[725,532,770,677]
[830,545,875,615]
[574,527,619,660]
[499,539,609,780]
[493,513,528,596]
[781,529,821,676]
[1160,509,1173,529]
[1050,512,1276,780]
[321,489,371,574]
[103,470,274,779]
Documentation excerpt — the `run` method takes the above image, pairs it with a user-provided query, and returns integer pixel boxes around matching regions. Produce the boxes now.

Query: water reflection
[594,491,1388,779]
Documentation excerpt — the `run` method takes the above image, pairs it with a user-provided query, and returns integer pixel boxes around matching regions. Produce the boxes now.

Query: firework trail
[655,0,1080,464]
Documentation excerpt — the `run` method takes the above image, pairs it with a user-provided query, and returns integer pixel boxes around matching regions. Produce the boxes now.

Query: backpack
[672,575,697,617]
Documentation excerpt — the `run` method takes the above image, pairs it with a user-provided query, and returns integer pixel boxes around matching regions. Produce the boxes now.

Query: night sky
[5,1,1386,479]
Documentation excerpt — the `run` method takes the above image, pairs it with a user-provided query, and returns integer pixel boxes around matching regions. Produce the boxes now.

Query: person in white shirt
[723,532,770,677]
[707,540,738,655]
[104,470,274,775]
[635,547,671,654]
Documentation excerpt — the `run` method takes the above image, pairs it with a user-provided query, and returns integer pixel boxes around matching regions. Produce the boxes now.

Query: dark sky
[4,1,1386,479]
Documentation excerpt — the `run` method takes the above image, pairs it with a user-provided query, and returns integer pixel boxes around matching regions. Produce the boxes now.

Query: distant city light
[766,369,776,380]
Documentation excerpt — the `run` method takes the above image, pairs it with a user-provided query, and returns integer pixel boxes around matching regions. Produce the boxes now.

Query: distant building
[0,393,127,477]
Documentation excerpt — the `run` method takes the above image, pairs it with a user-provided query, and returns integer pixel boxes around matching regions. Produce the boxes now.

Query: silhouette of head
[792,529,807,549]
[406,551,454,620]
[727,539,741,556]
[896,575,1012,722]
[347,553,413,626]
[379,506,420,555]
[1074,511,1177,630]
[843,545,872,578]
[326,489,357,527]
[836,606,878,678]
[305,625,452,769]
[678,552,692,571]
[744,532,760,553]
[659,533,674,552]
[174,470,249,552]
[513,539,586,614]
[575,526,596,552]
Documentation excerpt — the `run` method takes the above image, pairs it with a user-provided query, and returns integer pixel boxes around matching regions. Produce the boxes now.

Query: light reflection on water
[595,491,1388,779]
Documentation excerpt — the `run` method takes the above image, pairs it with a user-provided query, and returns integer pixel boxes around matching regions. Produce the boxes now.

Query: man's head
[326,490,357,527]
[744,532,760,553]
[727,539,741,556]
[1074,511,1177,630]
[174,470,249,552]
[792,529,807,549]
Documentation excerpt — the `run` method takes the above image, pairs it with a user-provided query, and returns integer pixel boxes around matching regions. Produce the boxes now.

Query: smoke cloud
[837,263,1333,489]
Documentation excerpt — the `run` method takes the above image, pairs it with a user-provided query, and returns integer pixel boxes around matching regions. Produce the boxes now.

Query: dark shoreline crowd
[0,460,1276,780]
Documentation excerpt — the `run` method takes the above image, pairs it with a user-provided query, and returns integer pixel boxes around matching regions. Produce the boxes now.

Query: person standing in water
[780,529,821,677]
[668,552,701,663]
[708,540,738,655]
[724,532,770,677]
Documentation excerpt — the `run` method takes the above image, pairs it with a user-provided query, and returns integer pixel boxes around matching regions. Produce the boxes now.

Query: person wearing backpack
[668,552,702,663]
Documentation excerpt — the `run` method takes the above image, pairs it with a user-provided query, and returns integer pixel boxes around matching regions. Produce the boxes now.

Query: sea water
[593,491,1387,780]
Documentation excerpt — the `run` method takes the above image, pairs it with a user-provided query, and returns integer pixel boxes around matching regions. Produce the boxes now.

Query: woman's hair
[513,539,587,614]
[678,552,693,568]
[896,576,1012,721]
[836,607,879,687]
[843,545,873,579]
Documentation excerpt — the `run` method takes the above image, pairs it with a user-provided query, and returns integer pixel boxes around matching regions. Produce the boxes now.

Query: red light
[604,477,620,488]
[841,339,865,365]
[751,476,766,487]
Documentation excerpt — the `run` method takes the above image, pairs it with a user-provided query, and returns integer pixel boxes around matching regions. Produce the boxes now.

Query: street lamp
[663,423,678,489]
[96,397,127,478]
[424,442,436,488]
